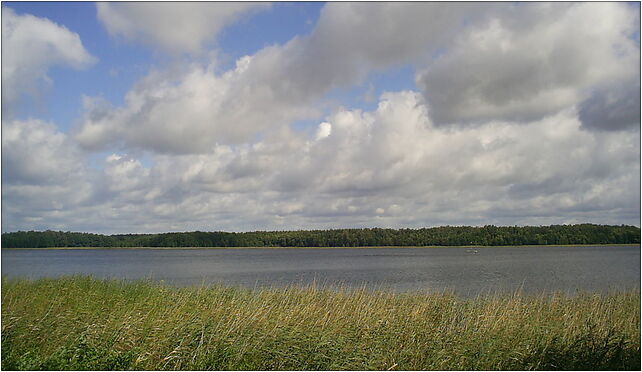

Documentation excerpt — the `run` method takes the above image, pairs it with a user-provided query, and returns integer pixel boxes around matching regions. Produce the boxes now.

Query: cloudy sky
[1,2,640,233]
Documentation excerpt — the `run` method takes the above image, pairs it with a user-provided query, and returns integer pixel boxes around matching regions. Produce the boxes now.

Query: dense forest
[1,224,639,248]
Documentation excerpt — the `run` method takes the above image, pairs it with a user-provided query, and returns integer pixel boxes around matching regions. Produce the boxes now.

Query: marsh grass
[2,276,640,370]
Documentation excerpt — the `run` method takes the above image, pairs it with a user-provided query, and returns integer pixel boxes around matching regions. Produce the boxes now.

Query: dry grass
[2,276,640,370]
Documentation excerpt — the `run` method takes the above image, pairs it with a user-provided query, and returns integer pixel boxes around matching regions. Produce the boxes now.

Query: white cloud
[2,119,85,185]
[104,154,150,194]
[1,7,96,110]
[9,91,639,233]
[4,3,640,233]
[315,122,332,140]
[74,59,321,153]
[77,2,639,157]
[417,3,640,127]
[1,119,95,232]
[266,2,484,91]
[96,2,269,54]
[75,3,484,153]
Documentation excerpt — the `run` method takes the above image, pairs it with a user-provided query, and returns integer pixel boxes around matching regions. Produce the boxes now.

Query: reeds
[2,276,639,370]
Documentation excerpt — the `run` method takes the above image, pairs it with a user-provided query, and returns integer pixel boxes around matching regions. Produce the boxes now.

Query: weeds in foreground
[2,276,640,370]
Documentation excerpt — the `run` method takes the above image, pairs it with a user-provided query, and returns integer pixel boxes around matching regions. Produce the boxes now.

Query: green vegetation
[2,277,640,370]
[2,224,640,248]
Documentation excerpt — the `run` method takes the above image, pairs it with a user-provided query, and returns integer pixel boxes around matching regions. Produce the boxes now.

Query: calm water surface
[2,246,639,296]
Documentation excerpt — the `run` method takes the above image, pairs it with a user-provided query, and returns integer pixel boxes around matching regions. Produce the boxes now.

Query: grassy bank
[2,277,640,370]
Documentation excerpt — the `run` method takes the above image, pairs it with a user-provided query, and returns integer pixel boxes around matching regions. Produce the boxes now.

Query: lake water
[1,246,639,296]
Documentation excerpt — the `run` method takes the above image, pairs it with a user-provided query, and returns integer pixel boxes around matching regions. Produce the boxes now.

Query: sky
[1,1,640,234]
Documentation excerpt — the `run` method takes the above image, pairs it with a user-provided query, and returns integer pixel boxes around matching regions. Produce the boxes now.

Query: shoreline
[2,243,639,250]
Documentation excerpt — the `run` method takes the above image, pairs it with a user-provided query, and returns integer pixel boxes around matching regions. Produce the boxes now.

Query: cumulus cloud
[315,122,332,140]
[265,2,484,93]
[76,3,485,153]
[10,91,638,233]
[74,58,320,153]
[417,3,640,127]
[96,2,269,54]
[1,7,96,111]
[1,120,95,232]
[2,119,85,185]
[77,2,639,156]
[4,3,640,233]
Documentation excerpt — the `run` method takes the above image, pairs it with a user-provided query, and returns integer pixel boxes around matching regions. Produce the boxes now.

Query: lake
[1,245,639,296]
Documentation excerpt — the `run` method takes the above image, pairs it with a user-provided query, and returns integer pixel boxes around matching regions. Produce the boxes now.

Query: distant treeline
[1,224,639,248]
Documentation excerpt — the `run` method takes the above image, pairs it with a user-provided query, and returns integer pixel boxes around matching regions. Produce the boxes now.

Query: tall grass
[2,276,640,370]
